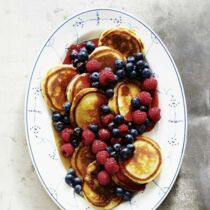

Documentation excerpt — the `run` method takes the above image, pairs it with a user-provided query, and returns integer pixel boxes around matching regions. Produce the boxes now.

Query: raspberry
[138,91,152,105]
[101,114,115,126]
[96,150,110,165]
[60,128,74,142]
[86,59,102,73]
[92,140,107,154]
[98,128,111,142]
[97,170,111,186]
[110,137,122,145]
[104,158,119,175]
[61,144,74,158]
[118,124,128,135]
[132,110,147,125]
[143,78,158,92]
[99,69,115,86]
[148,107,161,122]
[82,129,95,145]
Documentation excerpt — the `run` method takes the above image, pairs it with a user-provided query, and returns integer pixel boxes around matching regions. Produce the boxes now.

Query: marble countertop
[0,0,209,209]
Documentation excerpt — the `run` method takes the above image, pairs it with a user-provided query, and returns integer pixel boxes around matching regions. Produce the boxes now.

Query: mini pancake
[89,46,125,71]
[41,65,77,111]
[70,88,108,129]
[99,28,144,57]
[120,136,162,184]
[66,73,91,103]
[83,161,122,209]
[70,144,95,179]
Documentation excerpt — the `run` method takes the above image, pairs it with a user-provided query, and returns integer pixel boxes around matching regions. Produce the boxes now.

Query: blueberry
[67,168,76,176]
[63,115,70,125]
[128,122,135,129]
[135,52,144,61]
[91,81,100,88]
[115,187,124,196]
[76,62,86,73]
[113,143,121,152]
[80,47,88,53]
[135,124,146,135]
[72,58,79,68]
[78,50,88,61]
[71,139,79,148]
[54,121,64,131]
[101,105,110,114]
[85,41,95,54]
[129,70,137,79]
[70,50,78,60]
[73,177,82,186]
[65,174,74,186]
[129,128,138,138]
[116,69,126,79]
[131,97,140,109]
[108,122,116,131]
[126,144,135,152]
[145,118,152,127]
[123,191,132,201]
[120,148,131,159]
[90,72,99,82]
[141,68,152,79]
[144,62,149,68]
[106,146,114,154]
[136,60,145,69]
[125,134,134,144]
[88,124,98,133]
[74,127,82,136]
[105,89,114,98]
[112,128,120,137]
[125,62,134,73]
[74,184,82,194]
[114,115,124,124]
[127,56,135,63]
[114,74,120,82]
[115,59,124,69]
[52,112,62,122]
[63,101,71,112]
[110,150,117,157]
[139,105,148,112]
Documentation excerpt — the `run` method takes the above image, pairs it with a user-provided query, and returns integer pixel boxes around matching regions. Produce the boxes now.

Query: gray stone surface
[0,0,209,209]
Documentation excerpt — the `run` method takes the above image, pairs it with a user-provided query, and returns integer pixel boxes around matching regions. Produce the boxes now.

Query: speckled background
[0,0,209,209]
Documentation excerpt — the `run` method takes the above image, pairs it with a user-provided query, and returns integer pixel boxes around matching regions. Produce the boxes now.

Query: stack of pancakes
[41,28,162,209]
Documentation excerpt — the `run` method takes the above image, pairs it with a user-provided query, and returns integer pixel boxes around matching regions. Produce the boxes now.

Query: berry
[145,118,152,127]
[92,140,107,154]
[71,139,79,148]
[141,68,152,79]
[65,174,74,186]
[74,185,82,194]
[82,129,95,145]
[99,69,115,86]
[101,105,111,114]
[131,97,141,109]
[91,81,100,88]
[135,52,144,61]
[112,128,120,137]
[148,107,161,122]
[110,150,117,157]
[73,177,82,186]
[88,124,99,133]
[90,72,100,82]
[114,115,124,124]
[114,74,120,82]
[63,115,70,124]
[132,110,147,125]
[54,121,64,131]
[129,70,137,79]
[96,150,110,165]
[127,56,135,63]
[120,147,131,159]
[116,69,126,79]
[135,124,146,135]
[139,105,148,112]
[125,134,134,144]
[97,170,111,186]
[85,41,95,54]
[104,158,119,174]
[126,144,135,152]
[115,59,124,69]
[129,128,138,138]
[86,59,102,73]
[76,62,86,73]
[113,143,121,152]
[98,128,111,142]
[118,124,129,135]
[138,91,152,105]
[101,114,115,126]
[136,60,145,69]
[106,89,114,98]
[110,137,122,145]
[63,101,71,112]
[52,112,62,122]
[80,47,88,53]
[125,62,134,73]
[115,187,124,196]
[70,50,78,60]
[61,144,74,158]
[106,146,113,154]
[123,191,132,201]
[143,78,158,92]
[61,128,74,142]
[128,122,135,129]
[74,127,82,137]
[67,168,76,176]
[72,58,79,68]
[108,122,116,131]
[78,50,88,61]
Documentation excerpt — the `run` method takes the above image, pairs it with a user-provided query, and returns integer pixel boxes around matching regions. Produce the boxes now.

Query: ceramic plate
[24,8,187,210]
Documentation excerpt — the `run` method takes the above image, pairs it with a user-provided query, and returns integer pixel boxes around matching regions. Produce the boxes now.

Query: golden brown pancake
[89,46,125,71]
[83,161,122,209]
[70,88,108,129]
[66,73,91,103]
[41,65,77,111]
[99,28,144,57]
[120,136,162,184]
[70,144,95,179]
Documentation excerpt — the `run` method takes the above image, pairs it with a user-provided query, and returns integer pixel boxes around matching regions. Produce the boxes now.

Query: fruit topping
[148,107,161,122]
[61,144,74,158]
[60,128,74,142]
[101,114,115,126]
[143,77,158,92]
[104,157,119,175]
[92,140,107,154]
[85,41,96,54]
[86,59,102,73]
[96,150,110,165]
[132,110,147,125]
[97,170,111,186]
[138,91,152,106]
[82,129,95,145]
[99,69,115,86]
[98,128,111,142]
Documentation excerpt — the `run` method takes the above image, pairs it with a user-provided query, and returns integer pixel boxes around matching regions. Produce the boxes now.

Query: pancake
[70,88,108,129]
[41,65,77,111]
[89,46,125,71]
[83,161,122,209]
[99,28,144,57]
[70,144,95,179]
[120,136,162,184]
[66,73,91,103]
